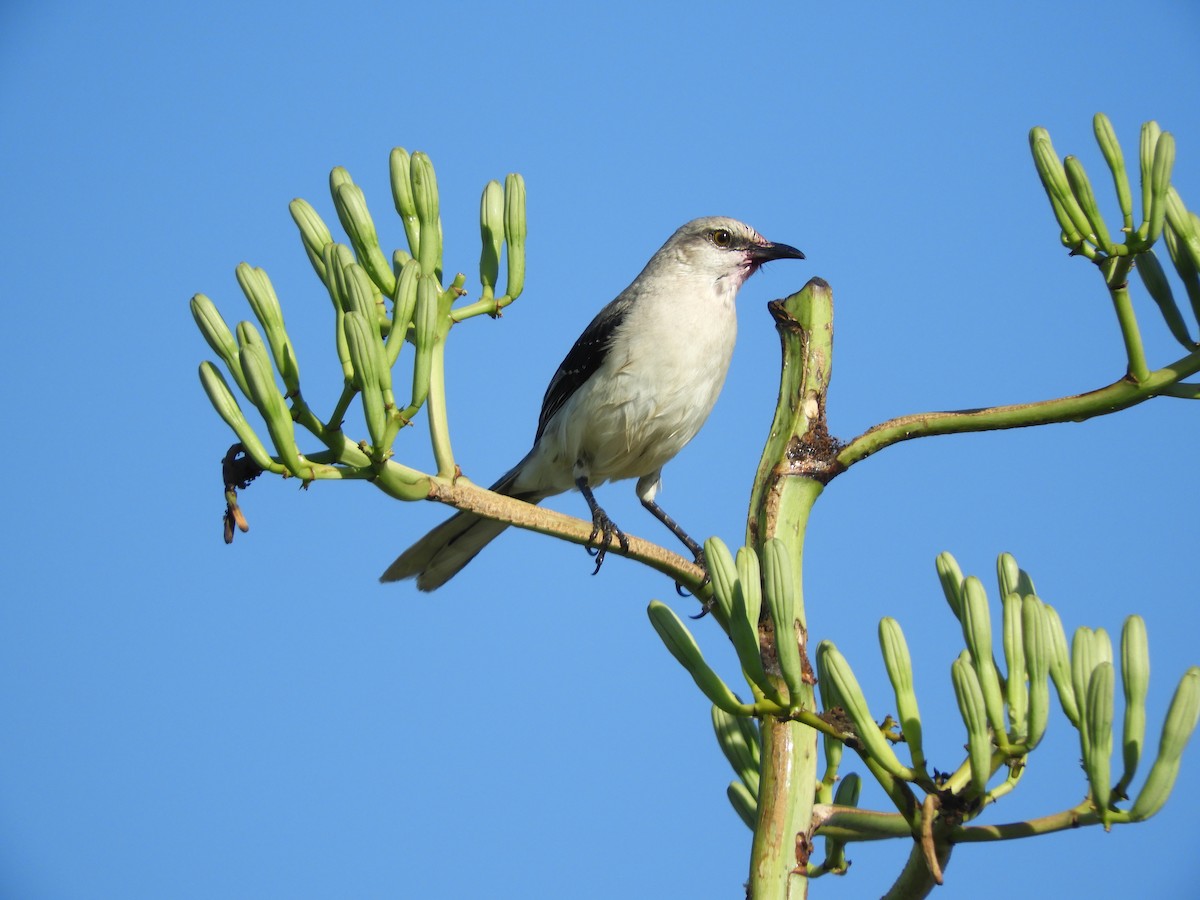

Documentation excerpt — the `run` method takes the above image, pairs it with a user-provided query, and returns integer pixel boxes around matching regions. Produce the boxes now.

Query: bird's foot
[677,546,710,609]
[586,508,629,575]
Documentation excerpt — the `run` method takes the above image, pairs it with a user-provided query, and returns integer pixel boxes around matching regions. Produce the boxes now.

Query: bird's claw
[586,510,629,575]
[686,573,716,618]
[678,548,709,603]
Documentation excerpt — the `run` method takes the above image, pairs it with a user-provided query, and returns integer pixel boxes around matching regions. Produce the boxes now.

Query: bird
[380,216,805,591]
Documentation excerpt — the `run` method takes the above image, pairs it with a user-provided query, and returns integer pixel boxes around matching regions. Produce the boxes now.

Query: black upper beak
[749,241,805,263]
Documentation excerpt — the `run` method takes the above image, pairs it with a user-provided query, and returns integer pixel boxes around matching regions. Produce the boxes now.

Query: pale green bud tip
[703,536,738,616]
[191,293,237,356]
[329,166,353,192]
[411,153,439,217]
[832,772,861,806]
[505,173,527,243]
[335,183,377,241]
[481,180,505,231]
[935,552,964,619]
[289,198,334,249]
[647,600,747,715]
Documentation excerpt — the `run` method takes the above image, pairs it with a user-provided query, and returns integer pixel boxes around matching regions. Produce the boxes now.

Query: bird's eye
[711,229,732,247]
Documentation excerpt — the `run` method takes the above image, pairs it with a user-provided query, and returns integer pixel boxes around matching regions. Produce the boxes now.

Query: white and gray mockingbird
[380,216,804,591]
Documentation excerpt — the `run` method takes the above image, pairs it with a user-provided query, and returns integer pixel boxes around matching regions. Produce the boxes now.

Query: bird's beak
[748,241,805,263]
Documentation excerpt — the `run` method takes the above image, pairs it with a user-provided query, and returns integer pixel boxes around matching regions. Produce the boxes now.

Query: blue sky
[3,1,1199,897]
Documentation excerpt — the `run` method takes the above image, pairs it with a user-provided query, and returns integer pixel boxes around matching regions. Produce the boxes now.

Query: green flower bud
[320,243,354,381]
[960,577,1007,743]
[733,711,762,770]
[504,173,526,299]
[387,258,422,367]
[712,705,760,797]
[407,274,442,414]
[288,198,334,283]
[190,293,249,397]
[1139,121,1163,231]
[1115,615,1150,798]
[996,552,1020,600]
[647,600,753,716]
[736,547,764,641]
[813,637,845,781]
[1064,156,1115,253]
[1029,128,1090,244]
[694,543,761,688]
[1094,627,1114,667]
[1082,662,1115,828]
[1021,595,1051,750]
[1071,627,1099,717]
[236,263,299,394]
[935,552,965,621]
[238,325,304,476]
[832,771,861,807]
[389,148,421,261]
[819,641,913,781]
[879,617,925,771]
[334,181,397,297]
[343,311,387,448]
[1146,131,1175,245]
[1162,215,1200,322]
[1130,667,1200,821]
[1137,249,1194,347]
[329,166,353,194]
[1044,604,1079,726]
[1046,607,1084,724]
[952,652,992,797]
[814,640,846,713]
[409,152,442,276]
[704,536,738,623]
[1093,113,1135,233]
[763,538,805,703]
[197,361,279,472]
[1003,592,1027,741]
[726,781,757,830]
[1164,187,1200,273]
[479,179,504,298]
[341,262,377,319]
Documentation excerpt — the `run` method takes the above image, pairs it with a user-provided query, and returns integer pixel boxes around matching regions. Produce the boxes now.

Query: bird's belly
[525,356,727,491]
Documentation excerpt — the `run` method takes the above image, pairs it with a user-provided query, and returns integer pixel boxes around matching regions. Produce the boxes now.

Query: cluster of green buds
[191,149,526,531]
[652,544,1200,851]
[647,536,828,829]
[648,537,809,717]
[811,553,1200,860]
[1030,115,1200,376]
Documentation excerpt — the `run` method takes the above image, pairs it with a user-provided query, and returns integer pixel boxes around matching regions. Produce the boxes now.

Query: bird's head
[667,216,805,287]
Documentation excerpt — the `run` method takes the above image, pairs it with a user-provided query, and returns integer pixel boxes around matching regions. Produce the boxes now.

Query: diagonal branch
[377,471,708,589]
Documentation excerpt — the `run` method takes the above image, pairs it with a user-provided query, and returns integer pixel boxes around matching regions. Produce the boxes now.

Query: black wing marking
[534,298,630,442]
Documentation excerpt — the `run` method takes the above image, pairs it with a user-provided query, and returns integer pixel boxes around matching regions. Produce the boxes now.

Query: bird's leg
[575,476,629,574]
[640,496,714,613]
[640,497,705,566]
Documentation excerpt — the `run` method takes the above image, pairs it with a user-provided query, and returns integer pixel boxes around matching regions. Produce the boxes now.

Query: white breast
[517,270,738,494]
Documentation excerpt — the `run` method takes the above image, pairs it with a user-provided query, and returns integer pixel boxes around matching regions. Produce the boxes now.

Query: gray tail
[379,462,542,591]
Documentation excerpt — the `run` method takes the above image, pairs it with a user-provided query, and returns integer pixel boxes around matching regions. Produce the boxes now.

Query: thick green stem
[746,279,836,899]
[882,839,953,900]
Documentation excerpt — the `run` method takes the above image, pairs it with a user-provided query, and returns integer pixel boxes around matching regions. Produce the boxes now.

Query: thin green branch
[951,801,1104,842]
[835,345,1200,471]
[450,293,516,322]
[1107,268,1151,381]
